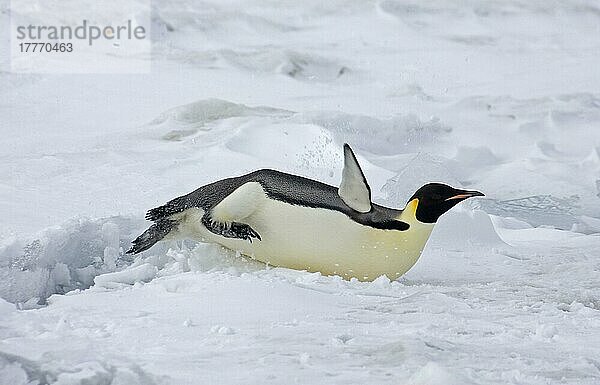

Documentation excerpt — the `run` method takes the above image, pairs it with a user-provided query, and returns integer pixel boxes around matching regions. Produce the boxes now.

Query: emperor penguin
[128,144,483,281]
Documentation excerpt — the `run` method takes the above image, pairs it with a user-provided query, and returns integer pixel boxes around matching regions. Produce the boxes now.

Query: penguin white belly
[176,193,434,281]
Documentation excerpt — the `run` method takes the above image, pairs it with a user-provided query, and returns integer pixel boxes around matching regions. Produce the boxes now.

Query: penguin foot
[231,222,262,243]
[202,214,261,243]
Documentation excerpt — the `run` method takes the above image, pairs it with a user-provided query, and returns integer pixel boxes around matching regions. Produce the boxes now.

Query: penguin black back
[146,169,408,232]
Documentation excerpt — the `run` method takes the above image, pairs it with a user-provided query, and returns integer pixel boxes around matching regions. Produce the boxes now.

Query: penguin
[128,144,483,281]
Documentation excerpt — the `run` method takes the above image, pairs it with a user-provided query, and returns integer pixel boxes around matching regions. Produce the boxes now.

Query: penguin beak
[444,190,485,201]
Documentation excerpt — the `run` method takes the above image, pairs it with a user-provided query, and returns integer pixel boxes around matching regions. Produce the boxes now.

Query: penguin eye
[431,193,442,201]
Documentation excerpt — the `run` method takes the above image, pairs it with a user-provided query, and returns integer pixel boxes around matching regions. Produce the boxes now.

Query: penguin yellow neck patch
[400,198,419,221]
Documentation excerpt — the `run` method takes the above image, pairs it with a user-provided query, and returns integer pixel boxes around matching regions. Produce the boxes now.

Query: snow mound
[430,208,507,249]
[381,153,460,206]
[0,350,165,385]
[408,362,468,385]
[220,49,351,82]
[448,145,503,183]
[477,194,580,230]
[225,120,346,183]
[148,98,293,141]
[0,216,146,306]
[298,111,452,156]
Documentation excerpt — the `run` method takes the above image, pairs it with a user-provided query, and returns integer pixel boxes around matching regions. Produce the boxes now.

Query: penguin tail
[145,196,187,221]
[127,218,175,254]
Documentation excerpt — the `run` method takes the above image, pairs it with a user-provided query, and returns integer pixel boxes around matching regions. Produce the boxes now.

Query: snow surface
[1,0,600,384]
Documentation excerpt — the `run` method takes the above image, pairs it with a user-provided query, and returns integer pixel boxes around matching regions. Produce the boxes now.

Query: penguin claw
[202,214,261,243]
[243,225,261,243]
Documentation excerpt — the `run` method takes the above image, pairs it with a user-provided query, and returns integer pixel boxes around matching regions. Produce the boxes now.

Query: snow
[1,0,600,384]
[93,263,158,288]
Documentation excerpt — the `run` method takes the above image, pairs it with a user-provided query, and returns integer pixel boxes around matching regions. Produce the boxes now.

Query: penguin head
[407,183,484,224]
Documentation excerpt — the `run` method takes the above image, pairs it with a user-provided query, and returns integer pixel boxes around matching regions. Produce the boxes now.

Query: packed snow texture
[1,0,599,384]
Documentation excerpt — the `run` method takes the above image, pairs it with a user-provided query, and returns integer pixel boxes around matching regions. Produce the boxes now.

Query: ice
[0,216,146,305]
[93,263,158,288]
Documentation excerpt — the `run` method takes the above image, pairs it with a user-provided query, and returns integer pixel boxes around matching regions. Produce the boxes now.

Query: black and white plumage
[128,144,483,280]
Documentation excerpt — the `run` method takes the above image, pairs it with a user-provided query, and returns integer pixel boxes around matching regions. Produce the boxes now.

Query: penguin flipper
[339,144,372,213]
[202,182,264,242]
